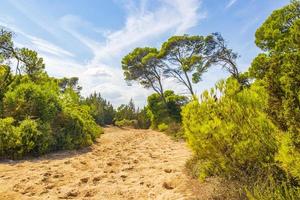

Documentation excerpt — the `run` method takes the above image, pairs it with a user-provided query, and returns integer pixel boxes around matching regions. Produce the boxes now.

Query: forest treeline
[0,0,299,199]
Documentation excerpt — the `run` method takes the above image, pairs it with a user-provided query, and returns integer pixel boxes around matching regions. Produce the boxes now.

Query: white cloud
[55,0,205,106]
[26,35,75,57]
[226,0,238,9]
[60,0,204,65]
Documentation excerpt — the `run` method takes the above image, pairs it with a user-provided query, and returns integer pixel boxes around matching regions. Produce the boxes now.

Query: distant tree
[17,48,45,80]
[115,98,136,121]
[159,34,245,95]
[59,77,82,94]
[84,92,115,125]
[122,47,166,103]
[136,107,151,129]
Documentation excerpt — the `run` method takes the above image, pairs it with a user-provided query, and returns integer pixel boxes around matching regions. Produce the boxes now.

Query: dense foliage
[251,0,300,184]
[181,1,300,198]
[147,90,188,129]
[182,79,278,180]
[0,29,103,159]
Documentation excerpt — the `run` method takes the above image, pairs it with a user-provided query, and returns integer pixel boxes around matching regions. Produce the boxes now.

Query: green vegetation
[83,92,115,126]
[122,1,300,198]
[182,79,278,181]
[1,0,299,198]
[0,28,103,159]
[114,99,151,129]
[181,1,300,198]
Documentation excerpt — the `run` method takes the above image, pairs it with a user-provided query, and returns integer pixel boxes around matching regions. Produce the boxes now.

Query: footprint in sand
[163,182,175,190]
[92,176,101,184]
[80,177,89,184]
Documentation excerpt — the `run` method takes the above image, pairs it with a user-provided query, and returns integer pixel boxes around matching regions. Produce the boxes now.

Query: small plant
[158,123,168,132]
[115,119,137,128]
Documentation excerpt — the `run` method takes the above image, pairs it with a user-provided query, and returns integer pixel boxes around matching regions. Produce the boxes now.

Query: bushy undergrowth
[0,29,105,159]
[0,79,102,159]
[0,117,51,159]
[115,119,138,128]
[158,123,168,132]
[182,79,300,198]
[182,79,278,180]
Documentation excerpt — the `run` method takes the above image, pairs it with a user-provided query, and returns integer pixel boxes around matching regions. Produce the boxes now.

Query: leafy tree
[17,48,45,80]
[0,28,14,63]
[207,33,248,86]
[122,47,167,103]
[158,35,212,95]
[250,0,300,182]
[250,0,300,133]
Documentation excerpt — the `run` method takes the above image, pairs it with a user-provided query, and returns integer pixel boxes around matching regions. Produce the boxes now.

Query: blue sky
[0,0,290,107]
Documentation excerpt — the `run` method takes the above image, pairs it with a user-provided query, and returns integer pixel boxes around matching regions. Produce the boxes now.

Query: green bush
[0,117,18,158]
[0,82,103,158]
[3,82,61,122]
[276,132,300,182]
[147,90,188,128]
[52,103,102,150]
[158,123,168,132]
[246,178,300,200]
[0,117,52,159]
[115,119,137,128]
[182,79,278,181]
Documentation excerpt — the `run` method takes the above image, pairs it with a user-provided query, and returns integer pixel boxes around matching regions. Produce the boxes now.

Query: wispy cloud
[56,0,206,106]
[1,0,206,107]
[226,0,238,9]
[60,0,205,65]
[7,0,58,36]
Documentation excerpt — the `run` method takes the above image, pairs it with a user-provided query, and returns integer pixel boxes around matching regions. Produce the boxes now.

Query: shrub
[0,117,52,159]
[276,132,300,182]
[158,123,168,132]
[246,178,300,200]
[182,79,278,181]
[147,90,188,128]
[136,107,151,129]
[52,103,102,150]
[3,82,61,122]
[1,82,103,158]
[115,119,137,128]
[0,117,18,158]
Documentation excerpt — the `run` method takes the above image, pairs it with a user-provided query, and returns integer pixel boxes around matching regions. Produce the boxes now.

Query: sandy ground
[0,127,222,200]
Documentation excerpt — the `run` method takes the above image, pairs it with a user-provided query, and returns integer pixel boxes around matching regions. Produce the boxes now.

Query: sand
[0,126,221,200]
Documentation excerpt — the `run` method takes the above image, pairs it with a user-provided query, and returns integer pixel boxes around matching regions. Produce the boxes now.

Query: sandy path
[0,127,211,200]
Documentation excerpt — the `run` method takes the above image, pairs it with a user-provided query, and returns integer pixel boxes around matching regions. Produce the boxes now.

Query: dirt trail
[0,127,217,200]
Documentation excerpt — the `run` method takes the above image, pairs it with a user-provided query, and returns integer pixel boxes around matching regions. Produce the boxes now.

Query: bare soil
[0,127,228,200]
